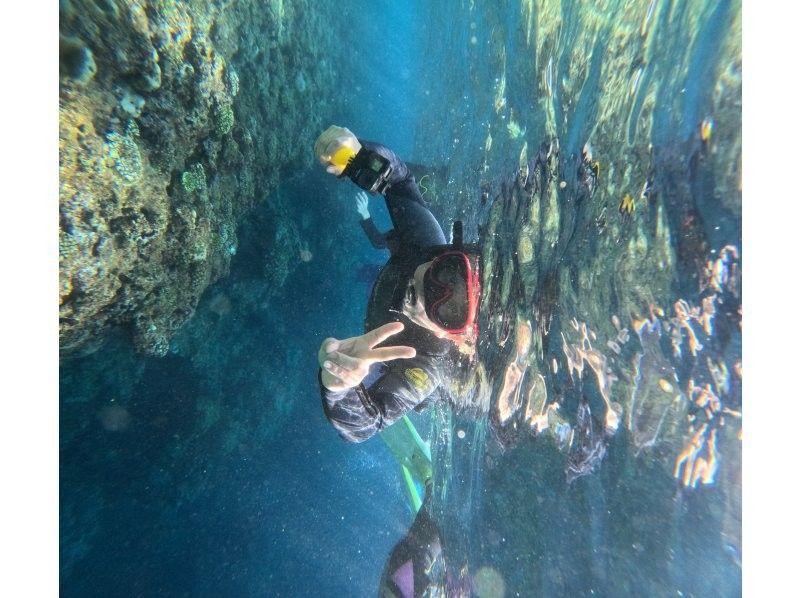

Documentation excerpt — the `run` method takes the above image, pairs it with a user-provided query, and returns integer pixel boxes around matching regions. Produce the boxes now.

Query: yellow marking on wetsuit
[404,368,431,392]
[619,193,636,216]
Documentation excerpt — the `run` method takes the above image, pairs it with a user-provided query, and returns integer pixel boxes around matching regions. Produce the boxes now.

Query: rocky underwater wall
[59,0,341,357]
[58,2,389,590]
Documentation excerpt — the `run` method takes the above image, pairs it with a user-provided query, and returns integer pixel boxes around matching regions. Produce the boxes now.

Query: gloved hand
[355,191,370,219]
[314,125,362,175]
[318,322,416,391]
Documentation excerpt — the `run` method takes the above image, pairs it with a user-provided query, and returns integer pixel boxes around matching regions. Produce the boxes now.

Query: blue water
[61,3,429,595]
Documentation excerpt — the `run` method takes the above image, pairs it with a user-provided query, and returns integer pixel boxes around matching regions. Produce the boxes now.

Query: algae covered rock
[59,0,340,356]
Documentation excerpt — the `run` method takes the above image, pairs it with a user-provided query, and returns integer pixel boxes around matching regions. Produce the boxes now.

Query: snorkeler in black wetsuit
[313,125,481,443]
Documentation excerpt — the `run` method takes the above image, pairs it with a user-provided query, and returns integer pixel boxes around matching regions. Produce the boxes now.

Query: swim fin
[380,415,432,514]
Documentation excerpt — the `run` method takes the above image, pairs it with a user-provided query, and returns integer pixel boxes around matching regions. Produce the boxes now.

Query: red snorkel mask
[422,251,481,335]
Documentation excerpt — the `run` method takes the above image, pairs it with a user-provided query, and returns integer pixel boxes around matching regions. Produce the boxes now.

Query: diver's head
[403,251,480,352]
[314,125,362,175]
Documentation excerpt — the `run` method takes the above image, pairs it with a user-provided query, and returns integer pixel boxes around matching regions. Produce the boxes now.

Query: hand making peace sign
[318,322,417,391]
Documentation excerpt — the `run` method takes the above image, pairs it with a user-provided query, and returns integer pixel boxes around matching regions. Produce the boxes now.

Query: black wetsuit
[319,141,452,443]
[378,486,442,598]
[359,216,396,253]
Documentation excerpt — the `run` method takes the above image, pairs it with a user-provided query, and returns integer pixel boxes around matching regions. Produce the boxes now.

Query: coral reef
[180,162,206,193]
[60,0,339,356]
[59,35,97,85]
[214,102,235,137]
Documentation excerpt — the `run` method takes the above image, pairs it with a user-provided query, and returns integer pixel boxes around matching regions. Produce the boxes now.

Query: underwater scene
[59,0,741,596]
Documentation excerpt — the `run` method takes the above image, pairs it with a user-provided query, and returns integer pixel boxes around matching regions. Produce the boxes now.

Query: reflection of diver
[314,125,481,442]
[379,484,442,598]
[566,401,608,483]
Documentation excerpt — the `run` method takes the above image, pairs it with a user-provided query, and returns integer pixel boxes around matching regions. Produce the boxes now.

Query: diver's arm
[355,140,425,205]
[320,356,439,443]
[314,126,426,206]
[357,141,412,187]
[359,218,388,249]
[355,190,387,249]
[353,141,445,248]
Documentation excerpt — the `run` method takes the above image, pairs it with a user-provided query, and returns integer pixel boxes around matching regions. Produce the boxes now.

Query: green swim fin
[380,415,432,513]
